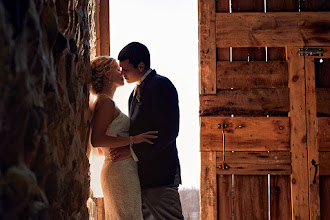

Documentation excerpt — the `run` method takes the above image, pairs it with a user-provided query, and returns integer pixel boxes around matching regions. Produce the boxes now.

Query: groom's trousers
[141,186,184,220]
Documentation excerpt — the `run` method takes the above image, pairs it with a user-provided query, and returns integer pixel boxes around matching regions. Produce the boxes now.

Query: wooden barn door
[199,0,330,219]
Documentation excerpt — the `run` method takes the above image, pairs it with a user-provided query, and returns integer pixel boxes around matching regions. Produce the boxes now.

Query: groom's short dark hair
[118,42,150,69]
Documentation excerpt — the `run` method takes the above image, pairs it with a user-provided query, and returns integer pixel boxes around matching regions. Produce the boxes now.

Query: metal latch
[218,123,230,170]
[299,48,323,56]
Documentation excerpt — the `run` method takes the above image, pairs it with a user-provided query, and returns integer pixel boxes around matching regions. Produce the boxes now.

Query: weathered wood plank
[218,175,232,220]
[216,48,230,61]
[199,0,216,94]
[216,151,291,175]
[97,198,105,220]
[306,57,320,220]
[231,0,264,12]
[200,117,290,151]
[234,176,268,220]
[232,47,265,61]
[287,46,309,220]
[318,117,330,151]
[99,0,110,56]
[217,61,288,89]
[317,88,330,116]
[316,58,330,88]
[200,151,217,219]
[216,12,330,47]
[270,176,292,220]
[267,0,299,12]
[267,47,286,61]
[216,0,229,12]
[301,0,330,12]
[320,152,330,175]
[320,175,330,220]
[200,88,289,116]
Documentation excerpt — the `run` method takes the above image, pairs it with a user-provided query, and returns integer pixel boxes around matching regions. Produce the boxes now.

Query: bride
[90,56,157,220]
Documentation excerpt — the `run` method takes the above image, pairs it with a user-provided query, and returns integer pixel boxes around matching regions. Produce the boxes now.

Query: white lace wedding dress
[100,111,143,220]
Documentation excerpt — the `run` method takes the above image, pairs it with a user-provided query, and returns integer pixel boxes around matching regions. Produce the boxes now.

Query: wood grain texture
[216,48,230,61]
[232,47,265,61]
[216,0,229,12]
[305,57,320,220]
[97,198,105,220]
[216,151,291,175]
[317,88,330,116]
[320,175,330,220]
[200,151,217,219]
[216,12,330,47]
[218,175,232,220]
[231,0,264,12]
[267,47,286,61]
[234,176,268,220]
[267,0,299,12]
[301,0,330,12]
[200,88,289,116]
[217,61,288,89]
[320,152,330,175]
[99,0,110,56]
[318,117,330,151]
[287,47,309,220]
[270,176,292,220]
[199,0,216,94]
[200,117,290,151]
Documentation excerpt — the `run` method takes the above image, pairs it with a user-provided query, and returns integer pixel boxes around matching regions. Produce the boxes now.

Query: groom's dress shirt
[130,69,153,161]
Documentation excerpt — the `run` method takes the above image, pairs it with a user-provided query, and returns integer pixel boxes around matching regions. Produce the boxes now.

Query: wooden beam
[318,117,330,151]
[317,88,330,116]
[95,0,100,56]
[319,152,330,175]
[200,117,290,151]
[200,151,217,219]
[217,61,288,89]
[305,57,320,220]
[320,176,330,219]
[216,151,291,175]
[200,88,289,116]
[216,12,330,47]
[99,0,110,55]
[218,175,232,220]
[270,176,292,219]
[287,46,309,220]
[234,176,268,219]
[199,0,216,94]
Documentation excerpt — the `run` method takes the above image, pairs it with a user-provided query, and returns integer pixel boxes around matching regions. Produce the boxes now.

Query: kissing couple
[90,42,184,220]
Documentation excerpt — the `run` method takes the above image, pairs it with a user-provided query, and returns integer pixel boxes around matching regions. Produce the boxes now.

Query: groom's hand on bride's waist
[109,146,132,162]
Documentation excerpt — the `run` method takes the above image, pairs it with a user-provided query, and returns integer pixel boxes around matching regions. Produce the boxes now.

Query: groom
[110,42,183,220]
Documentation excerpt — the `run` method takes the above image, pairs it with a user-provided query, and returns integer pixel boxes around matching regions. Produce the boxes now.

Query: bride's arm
[91,97,157,149]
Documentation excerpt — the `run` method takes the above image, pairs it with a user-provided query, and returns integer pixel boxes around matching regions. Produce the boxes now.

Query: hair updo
[90,56,116,94]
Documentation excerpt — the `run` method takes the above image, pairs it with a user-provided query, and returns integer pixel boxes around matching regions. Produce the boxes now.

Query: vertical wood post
[305,57,320,220]
[99,0,110,56]
[199,0,216,94]
[287,47,309,220]
[200,151,217,219]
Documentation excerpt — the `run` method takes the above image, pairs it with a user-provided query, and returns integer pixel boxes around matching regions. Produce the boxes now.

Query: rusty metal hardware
[218,164,230,170]
[218,123,229,170]
[299,48,323,56]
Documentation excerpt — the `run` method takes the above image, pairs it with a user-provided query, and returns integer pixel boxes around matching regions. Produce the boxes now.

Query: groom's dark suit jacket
[129,70,181,189]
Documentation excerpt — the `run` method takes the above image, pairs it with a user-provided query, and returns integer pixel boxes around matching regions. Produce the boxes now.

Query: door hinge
[299,48,323,56]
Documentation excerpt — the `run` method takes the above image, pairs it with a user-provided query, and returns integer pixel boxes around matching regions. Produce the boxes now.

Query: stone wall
[0,0,92,219]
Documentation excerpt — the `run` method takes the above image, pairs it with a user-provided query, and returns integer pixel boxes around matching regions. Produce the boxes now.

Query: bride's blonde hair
[90,56,116,94]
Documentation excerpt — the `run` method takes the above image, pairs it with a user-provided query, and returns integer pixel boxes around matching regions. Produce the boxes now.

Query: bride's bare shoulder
[95,95,115,112]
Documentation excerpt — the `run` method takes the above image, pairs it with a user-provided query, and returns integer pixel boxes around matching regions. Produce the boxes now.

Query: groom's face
[120,59,143,84]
